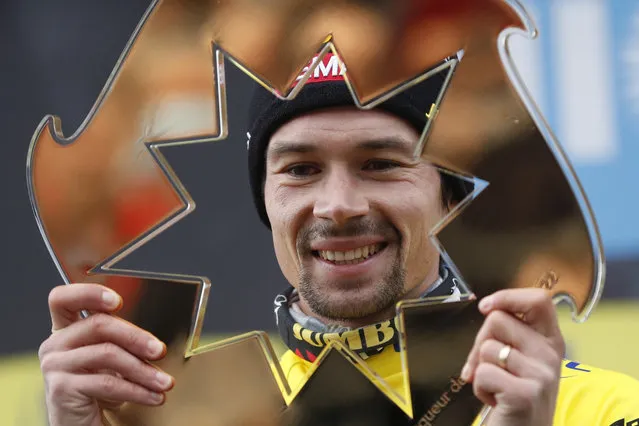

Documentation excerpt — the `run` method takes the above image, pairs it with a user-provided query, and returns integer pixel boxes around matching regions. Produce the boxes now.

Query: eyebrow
[357,138,414,154]
[267,142,317,159]
[267,137,415,160]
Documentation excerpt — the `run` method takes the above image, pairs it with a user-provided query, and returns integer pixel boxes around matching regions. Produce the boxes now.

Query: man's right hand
[39,283,174,426]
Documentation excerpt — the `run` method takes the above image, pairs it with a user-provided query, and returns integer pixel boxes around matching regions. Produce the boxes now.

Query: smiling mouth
[312,243,387,265]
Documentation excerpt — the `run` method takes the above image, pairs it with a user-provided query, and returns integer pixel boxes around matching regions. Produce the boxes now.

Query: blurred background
[0,0,637,424]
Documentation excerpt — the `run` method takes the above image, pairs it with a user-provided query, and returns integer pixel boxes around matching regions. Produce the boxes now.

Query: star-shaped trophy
[27,1,604,425]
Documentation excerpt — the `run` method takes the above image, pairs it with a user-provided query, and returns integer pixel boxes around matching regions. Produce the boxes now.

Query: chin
[304,285,399,323]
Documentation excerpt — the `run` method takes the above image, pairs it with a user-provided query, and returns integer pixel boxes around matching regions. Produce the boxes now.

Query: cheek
[271,231,299,287]
[264,182,305,286]
[392,173,446,270]
[396,174,445,236]
[401,195,443,251]
[264,181,309,235]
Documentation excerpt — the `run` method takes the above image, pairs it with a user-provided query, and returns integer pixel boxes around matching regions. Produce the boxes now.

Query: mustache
[297,218,398,251]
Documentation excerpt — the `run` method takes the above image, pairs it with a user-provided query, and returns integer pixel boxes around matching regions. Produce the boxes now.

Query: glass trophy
[26,0,604,425]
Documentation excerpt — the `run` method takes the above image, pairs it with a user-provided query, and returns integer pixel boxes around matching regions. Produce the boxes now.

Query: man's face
[264,106,447,324]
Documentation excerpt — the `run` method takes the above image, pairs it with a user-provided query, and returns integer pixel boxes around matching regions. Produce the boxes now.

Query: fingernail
[150,392,164,404]
[155,371,173,389]
[147,339,164,358]
[101,291,120,308]
[478,296,492,312]
[460,363,471,381]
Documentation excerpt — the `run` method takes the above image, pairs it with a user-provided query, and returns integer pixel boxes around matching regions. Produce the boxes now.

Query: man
[39,54,639,426]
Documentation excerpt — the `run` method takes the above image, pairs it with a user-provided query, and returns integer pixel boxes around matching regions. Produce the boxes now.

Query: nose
[313,169,370,225]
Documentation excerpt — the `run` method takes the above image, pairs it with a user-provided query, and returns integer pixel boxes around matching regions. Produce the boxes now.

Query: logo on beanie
[246,54,346,151]
[294,53,346,86]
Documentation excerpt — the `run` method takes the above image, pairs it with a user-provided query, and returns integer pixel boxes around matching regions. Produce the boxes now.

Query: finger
[41,343,174,393]
[478,339,551,380]
[49,284,122,332]
[97,375,128,411]
[473,362,542,411]
[44,313,166,361]
[99,400,126,411]
[479,311,549,355]
[463,310,551,381]
[50,372,166,407]
[477,289,560,337]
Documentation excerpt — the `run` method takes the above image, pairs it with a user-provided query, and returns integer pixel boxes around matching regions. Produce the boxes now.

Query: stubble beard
[297,256,406,323]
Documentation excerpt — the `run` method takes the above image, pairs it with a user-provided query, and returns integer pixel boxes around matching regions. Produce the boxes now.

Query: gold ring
[497,344,512,370]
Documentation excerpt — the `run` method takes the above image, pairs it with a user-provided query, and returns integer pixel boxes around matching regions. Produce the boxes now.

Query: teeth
[318,244,382,264]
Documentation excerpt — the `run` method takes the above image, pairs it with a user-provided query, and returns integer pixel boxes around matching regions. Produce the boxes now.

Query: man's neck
[296,262,442,330]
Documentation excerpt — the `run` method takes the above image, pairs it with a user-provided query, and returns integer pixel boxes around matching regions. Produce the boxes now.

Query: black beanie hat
[246,53,472,228]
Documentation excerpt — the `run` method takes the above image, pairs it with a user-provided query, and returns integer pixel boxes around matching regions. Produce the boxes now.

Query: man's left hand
[461,288,566,426]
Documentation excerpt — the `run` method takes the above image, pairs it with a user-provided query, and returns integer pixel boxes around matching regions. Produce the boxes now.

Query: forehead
[267,106,419,152]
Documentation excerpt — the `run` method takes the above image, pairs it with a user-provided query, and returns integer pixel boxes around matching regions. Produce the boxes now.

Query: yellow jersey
[279,346,639,425]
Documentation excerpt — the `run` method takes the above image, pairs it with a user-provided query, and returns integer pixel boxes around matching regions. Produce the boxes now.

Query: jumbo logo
[293,320,397,353]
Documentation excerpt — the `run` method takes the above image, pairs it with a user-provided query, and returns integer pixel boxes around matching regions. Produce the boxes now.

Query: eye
[285,164,320,177]
[363,159,401,171]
